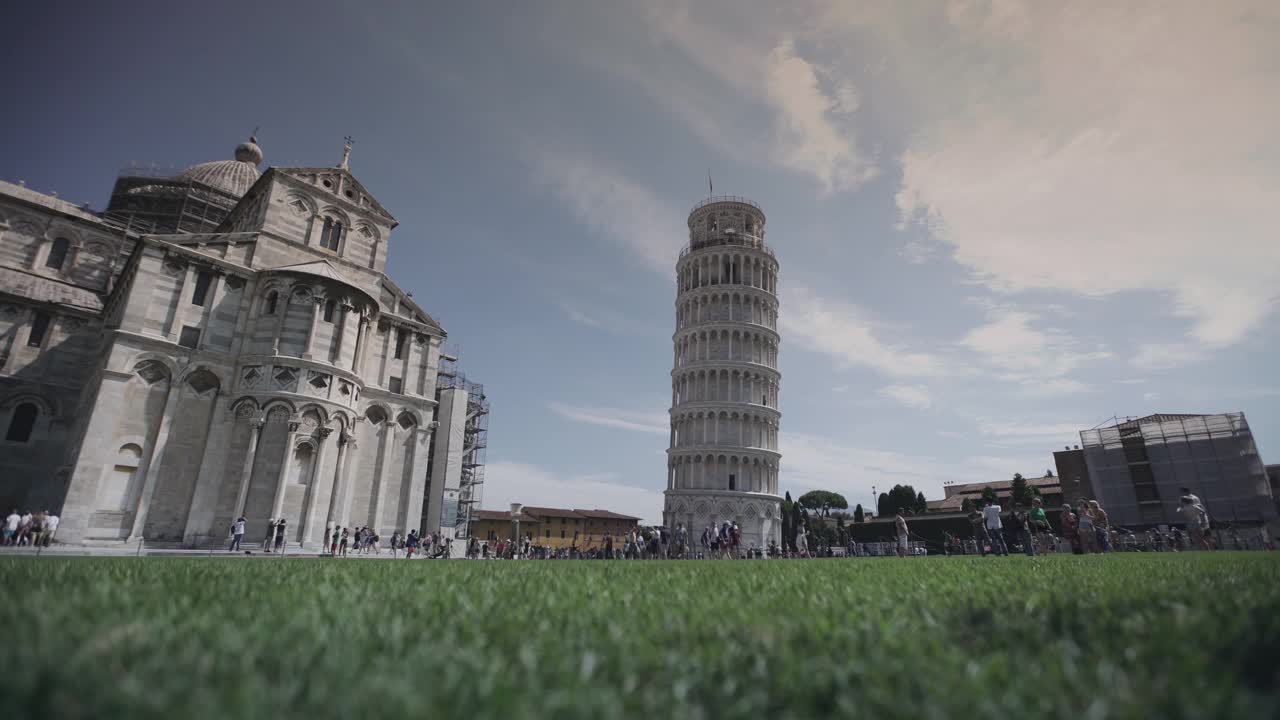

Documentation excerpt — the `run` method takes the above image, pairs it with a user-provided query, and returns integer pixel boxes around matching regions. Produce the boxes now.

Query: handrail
[679,235,775,259]
[690,196,762,214]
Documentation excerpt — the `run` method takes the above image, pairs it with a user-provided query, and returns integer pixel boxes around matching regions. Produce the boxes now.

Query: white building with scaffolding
[663,196,782,550]
[421,349,489,546]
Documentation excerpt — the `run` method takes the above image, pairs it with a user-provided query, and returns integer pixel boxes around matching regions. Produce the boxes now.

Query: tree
[798,490,849,517]
[981,486,998,506]
[781,492,794,552]
[961,497,974,513]
[853,504,865,523]
[1010,473,1036,507]
[879,485,920,516]
[877,492,890,518]
[914,491,928,514]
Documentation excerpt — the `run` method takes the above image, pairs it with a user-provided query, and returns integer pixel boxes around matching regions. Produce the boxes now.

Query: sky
[4,1,1278,523]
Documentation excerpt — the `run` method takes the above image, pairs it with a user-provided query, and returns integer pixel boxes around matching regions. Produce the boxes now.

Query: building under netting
[421,349,489,547]
[1078,413,1276,528]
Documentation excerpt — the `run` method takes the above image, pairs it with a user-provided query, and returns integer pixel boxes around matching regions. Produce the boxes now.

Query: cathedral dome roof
[174,136,263,197]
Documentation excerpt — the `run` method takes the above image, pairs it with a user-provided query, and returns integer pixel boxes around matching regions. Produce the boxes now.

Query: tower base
[662,490,781,553]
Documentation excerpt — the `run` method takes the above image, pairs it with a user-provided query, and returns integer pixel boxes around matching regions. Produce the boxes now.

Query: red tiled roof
[574,509,642,521]
[520,506,584,520]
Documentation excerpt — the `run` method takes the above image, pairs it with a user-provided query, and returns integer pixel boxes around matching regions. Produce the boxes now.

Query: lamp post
[510,502,523,559]
[871,486,877,518]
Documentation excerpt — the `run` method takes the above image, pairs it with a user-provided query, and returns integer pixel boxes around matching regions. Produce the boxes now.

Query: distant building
[1052,445,1094,506]
[1077,413,1276,527]
[469,506,640,549]
[927,472,1063,513]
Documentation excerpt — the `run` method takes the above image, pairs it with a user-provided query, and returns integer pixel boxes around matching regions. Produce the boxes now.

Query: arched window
[5,403,38,442]
[263,291,278,316]
[45,238,70,270]
[323,300,335,323]
[101,443,143,510]
[319,217,343,251]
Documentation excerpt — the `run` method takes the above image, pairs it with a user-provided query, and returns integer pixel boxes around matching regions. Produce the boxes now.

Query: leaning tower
[664,196,781,551]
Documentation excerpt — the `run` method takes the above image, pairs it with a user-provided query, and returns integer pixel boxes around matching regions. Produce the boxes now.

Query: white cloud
[483,461,665,524]
[764,39,877,193]
[1132,343,1206,370]
[526,144,684,273]
[556,300,603,328]
[1016,378,1092,397]
[628,3,876,193]
[975,418,1087,443]
[548,402,669,435]
[1143,391,1160,403]
[880,2,1280,348]
[781,287,950,377]
[960,307,1110,380]
[879,384,932,409]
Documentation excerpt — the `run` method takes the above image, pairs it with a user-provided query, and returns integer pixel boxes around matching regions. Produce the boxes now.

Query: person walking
[967,504,989,556]
[229,516,246,552]
[263,519,277,552]
[273,518,288,553]
[3,509,19,546]
[894,511,909,557]
[1061,504,1081,554]
[405,529,419,559]
[390,531,403,558]
[1029,498,1051,554]
[339,527,350,557]
[1088,500,1110,552]
[1010,503,1034,556]
[983,500,1008,556]
[329,526,341,556]
[1178,496,1211,551]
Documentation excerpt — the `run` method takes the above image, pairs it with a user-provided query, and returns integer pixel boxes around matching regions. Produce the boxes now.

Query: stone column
[325,430,351,527]
[232,419,265,517]
[196,270,223,350]
[164,262,193,340]
[271,290,290,355]
[180,391,234,545]
[126,377,183,541]
[337,426,360,527]
[379,323,395,388]
[302,290,323,360]
[270,420,301,520]
[371,420,397,533]
[403,423,433,534]
[299,427,333,545]
[332,302,352,366]
[351,314,368,374]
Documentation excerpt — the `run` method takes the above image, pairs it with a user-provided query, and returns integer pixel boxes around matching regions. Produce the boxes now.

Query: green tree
[798,490,849,517]
[781,492,794,552]
[877,492,890,517]
[981,486,998,506]
[914,491,928,514]
[835,516,847,544]
[961,497,975,513]
[853,504,865,523]
[1010,473,1036,507]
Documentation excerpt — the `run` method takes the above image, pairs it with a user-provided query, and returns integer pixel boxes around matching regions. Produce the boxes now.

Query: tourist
[370,531,381,555]
[1076,501,1095,553]
[894,511,909,557]
[323,526,332,553]
[1178,496,1211,551]
[1062,504,1081,554]
[966,504,989,555]
[1089,500,1110,552]
[796,526,809,558]
[229,516,246,552]
[1010,503,1033,556]
[700,526,712,559]
[38,511,58,546]
[390,531,403,558]
[273,518,287,553]
[338,527,350,556]
[3,509,19,546]
[983,500,1008,556]
[405,529,419,559]
[263,519,277,552]
[329,526,341,556]
[1029,498,1051,554]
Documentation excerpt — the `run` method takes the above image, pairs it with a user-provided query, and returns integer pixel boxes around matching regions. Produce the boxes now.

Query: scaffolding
[1079,412,1275,527]
[436,350,489,539]
[101,167,239,235]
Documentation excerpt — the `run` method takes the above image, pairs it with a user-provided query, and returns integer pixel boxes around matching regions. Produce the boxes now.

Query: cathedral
[0,136,488,547]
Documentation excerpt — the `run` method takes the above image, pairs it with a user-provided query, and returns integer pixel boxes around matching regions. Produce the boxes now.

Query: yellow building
[468,506,641,549]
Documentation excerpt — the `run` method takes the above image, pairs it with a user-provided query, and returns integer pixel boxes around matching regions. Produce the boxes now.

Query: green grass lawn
[2,553,1277,719]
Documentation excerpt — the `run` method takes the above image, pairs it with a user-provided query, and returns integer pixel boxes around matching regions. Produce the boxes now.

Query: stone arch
[396,409,419,428]
[365,404,390,425]
[182,367,221,397]
[231,397,261,420]
[263,401,297,423]
[131,354,179,382]
[297,403,329,425]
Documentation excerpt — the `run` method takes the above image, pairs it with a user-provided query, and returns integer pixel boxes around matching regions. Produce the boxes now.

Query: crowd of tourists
[3,509,59,547]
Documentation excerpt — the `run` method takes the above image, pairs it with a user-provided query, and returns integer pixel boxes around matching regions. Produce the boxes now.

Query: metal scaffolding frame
[436,351,489,539]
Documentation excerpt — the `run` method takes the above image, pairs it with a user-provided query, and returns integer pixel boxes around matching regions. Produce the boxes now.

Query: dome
[174,137,263,197]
